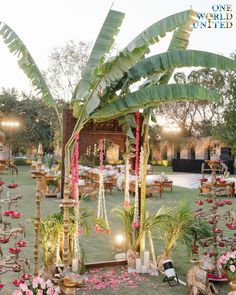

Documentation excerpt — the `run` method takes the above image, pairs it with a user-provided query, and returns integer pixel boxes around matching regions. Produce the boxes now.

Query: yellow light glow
[1,121,20,127]
[115,234,124,244]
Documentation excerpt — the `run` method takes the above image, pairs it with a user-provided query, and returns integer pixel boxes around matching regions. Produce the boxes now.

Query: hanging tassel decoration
[95,139,111,234]
[124,154,131,208]
[133,112,140,229]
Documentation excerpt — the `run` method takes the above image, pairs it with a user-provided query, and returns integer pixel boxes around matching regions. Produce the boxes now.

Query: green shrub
[14,157,30,166]
[157,160,172,167]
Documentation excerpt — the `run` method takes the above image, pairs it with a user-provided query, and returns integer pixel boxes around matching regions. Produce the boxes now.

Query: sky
[0,0,235,93]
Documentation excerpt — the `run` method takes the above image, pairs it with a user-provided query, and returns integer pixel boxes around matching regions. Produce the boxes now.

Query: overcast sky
[0,0,235,93]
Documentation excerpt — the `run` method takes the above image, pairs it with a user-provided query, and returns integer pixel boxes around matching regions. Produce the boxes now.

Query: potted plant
[44,154,56,174]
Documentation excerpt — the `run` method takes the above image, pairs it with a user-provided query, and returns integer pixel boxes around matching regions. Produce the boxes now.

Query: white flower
[230,265,236,272]
[19,283,28,292]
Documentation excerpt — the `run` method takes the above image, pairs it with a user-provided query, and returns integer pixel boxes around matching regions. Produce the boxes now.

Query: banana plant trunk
[139,113,150,258]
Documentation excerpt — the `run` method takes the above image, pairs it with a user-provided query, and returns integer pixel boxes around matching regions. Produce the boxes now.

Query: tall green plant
[112,203,171,251]
[160,202,212,258]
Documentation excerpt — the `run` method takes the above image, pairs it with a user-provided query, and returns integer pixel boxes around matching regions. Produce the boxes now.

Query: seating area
[77,165,173,199]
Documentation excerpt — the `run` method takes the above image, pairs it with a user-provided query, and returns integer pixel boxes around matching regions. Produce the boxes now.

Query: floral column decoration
[95,139,110,234]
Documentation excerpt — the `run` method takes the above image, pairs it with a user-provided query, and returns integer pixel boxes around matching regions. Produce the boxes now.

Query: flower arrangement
[217,251,236,280]
[13,277,60,295]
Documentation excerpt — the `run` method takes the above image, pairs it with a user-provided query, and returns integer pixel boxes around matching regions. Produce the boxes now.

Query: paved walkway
[166,173,236,189]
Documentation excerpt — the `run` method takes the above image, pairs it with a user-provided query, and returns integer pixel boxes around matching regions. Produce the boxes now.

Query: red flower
[0,238,9,243]
[95,225,105,234]
[9,248,21,254]
[224,200,232,205]
[132,220,140,229]
[0,283,3,289]
[216,201,225,207]
[12,279,24,286]
[20,274,32,280]
[227,224,236,230]
[205,198,213,203]
[3,210,15,216]
[218,241,225,247]
[0,181,5,186]
[7,183,17,188]
[213,228,222,233]
[11,212,23,219]
[123,201,131,209]
[16,240,27,247]
[194,200,204,206]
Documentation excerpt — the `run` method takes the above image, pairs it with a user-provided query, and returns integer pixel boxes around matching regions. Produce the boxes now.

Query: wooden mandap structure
[61,109,128,197]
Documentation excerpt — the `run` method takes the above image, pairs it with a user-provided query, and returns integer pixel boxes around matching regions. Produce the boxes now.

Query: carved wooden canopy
[61,109,127,196]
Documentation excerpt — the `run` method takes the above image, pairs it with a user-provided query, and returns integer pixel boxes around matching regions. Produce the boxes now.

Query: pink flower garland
[71,132,79,199]
[135,112,140,176]
[133,112,140,229]
[99,139,104,172]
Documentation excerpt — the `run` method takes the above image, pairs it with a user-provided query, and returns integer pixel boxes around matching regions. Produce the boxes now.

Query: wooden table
[161,180,173,191]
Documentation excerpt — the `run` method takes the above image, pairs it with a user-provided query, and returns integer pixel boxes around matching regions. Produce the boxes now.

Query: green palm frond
[72,9,125,104]
[127,50,236,84]
[125,10,196,53]
[160,202,197,257]
[0,22,54,106]
[92,84,220,122]
[93,10,197,101]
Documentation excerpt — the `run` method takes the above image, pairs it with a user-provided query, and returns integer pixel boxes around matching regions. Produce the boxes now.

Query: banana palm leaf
[92,84,220,122]
[157,20,193,85]
[0,22,55,106]
[127,50,236,84]
[96,10,197,101]
[124,10,196,53]
[72,9,125,104]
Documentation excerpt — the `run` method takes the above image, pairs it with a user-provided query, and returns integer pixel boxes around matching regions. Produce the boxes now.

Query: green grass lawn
[0,166,232,294]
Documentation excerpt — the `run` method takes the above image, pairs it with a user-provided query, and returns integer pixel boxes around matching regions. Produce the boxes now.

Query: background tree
[154,67,232,137]
[43,40,91,101]
[213,52,236,153]
[0,88,64,154]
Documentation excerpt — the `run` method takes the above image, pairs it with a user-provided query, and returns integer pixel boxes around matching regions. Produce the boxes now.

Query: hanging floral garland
[133,112,140,229]
[123,154,131,208]
[70,132,81,257]
[95,139,111,234]
[71,132,79,200]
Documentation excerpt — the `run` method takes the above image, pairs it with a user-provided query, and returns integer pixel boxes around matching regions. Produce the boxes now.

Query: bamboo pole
[140,113,150,258]
[148,229,157,270]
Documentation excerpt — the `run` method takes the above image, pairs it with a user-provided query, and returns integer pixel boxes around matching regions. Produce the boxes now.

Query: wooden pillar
[61,178,74,266]
[33,171,43,277]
